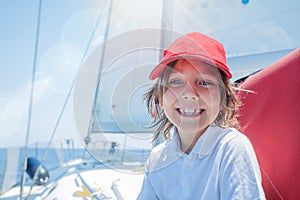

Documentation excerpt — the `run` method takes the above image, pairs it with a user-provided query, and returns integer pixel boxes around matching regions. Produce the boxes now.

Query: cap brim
[149,55,232,80]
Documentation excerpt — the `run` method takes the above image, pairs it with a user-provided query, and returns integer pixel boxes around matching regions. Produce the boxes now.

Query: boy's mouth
[176,108,204,116]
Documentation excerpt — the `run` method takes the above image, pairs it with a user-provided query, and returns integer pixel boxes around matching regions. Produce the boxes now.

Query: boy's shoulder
[216,127,256,158]
[193,126,248,158]
[144,139,179,173]
[218,127,252,147]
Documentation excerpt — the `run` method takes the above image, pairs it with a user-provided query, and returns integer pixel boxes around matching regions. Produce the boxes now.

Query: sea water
[0,147,85,189]
[0,146,150,190]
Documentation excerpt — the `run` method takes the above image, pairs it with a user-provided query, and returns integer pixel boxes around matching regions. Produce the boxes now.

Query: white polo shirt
[137,125,266,200]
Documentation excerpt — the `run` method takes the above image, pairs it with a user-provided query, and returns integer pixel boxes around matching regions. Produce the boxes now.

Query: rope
[19,0,43,199]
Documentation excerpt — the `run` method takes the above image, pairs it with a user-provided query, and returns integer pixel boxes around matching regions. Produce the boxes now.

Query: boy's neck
[176,127,208,154]
[178,130,205,154]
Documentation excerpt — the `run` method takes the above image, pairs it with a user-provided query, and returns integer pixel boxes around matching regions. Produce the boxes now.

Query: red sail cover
[238,48,300,199]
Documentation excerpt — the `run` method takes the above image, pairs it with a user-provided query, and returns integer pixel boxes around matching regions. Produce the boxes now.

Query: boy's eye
[169,79,184,86]
[169,79,184,85]
[197,81,212,87]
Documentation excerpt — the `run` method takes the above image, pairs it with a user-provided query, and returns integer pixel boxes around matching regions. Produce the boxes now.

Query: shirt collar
[145,125,224,172]
[171,125,223,158]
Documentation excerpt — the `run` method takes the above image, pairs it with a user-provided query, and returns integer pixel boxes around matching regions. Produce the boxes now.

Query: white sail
[0,147,20,195]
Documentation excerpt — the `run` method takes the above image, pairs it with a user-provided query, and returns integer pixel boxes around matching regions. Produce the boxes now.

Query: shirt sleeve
[219,134,266,200]
[137,172,159,200]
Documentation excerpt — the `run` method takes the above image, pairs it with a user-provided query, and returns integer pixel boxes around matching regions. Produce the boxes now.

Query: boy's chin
[177,123,209,134]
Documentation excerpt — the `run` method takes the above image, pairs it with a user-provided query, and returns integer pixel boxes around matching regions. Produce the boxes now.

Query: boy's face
[161,59,222,138]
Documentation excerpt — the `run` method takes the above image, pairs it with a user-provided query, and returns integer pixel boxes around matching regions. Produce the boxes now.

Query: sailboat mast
[159,0,174,59]
[84,0,114,147]
[152,0,174,147]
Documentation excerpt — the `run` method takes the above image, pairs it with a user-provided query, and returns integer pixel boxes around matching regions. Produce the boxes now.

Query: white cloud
[0,77,51,144]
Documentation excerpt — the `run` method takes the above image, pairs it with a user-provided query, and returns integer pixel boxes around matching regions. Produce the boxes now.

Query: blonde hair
[144,60,241,141]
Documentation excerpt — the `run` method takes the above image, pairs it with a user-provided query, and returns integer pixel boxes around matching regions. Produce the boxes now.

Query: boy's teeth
[179,109,201,115]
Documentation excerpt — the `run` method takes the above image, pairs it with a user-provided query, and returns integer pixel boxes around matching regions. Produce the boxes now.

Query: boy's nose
[182,83,199,100]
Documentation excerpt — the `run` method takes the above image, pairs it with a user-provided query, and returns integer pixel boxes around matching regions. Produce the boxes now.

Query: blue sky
[0,0,299,148]
[0,0,105,148]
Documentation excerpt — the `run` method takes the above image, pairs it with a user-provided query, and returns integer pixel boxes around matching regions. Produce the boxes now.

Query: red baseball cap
[149,32,232,80]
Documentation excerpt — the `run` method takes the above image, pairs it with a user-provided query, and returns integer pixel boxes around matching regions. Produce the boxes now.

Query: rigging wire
[19,0,43,199]
[24,1,109,198]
